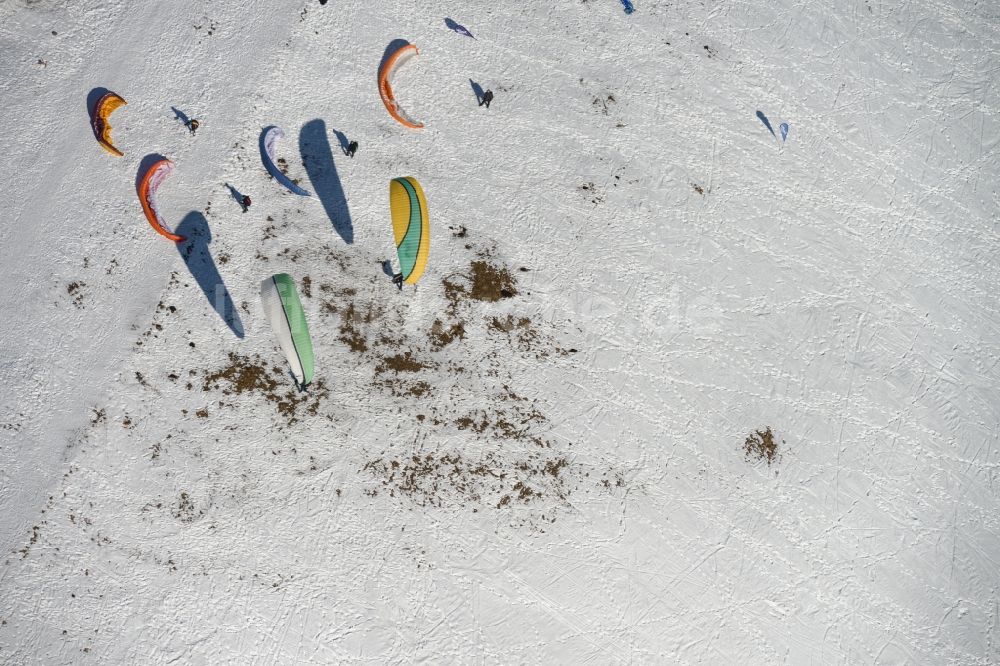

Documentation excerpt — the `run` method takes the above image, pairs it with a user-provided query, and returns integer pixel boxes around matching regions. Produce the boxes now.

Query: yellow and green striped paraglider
[389,176,429,289]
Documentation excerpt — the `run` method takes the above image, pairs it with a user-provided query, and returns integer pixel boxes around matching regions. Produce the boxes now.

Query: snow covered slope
[1,0,998,663]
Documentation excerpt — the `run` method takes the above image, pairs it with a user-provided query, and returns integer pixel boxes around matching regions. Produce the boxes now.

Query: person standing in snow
[480,90,494,108]
[187,118,200,135]
[347,140,358,158]
[241,194,251,213]
[392,273,404,290]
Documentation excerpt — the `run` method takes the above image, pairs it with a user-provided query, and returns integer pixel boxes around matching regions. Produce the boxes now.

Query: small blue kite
[445,18,475,38]
[779,122,789,142]
[621,0,635,14]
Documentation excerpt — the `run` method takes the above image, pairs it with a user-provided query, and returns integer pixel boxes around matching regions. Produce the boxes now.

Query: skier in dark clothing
[480,90,494,108]
[187,118,200,135]
[347,140,359,158]
[241,194,251,213]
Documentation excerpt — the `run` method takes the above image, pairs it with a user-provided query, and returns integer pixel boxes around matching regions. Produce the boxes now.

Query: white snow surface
[1,0,999,663]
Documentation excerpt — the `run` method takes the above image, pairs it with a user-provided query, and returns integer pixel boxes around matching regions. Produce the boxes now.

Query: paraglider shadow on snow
[175,212,245,338]
[171,106,192,127]
[469,79,485,105]
[445,18,475,38]
[299,119,353,244]
[378,39,411,79]
[224,183,246,208]
[87,87,112,119]
[331,128,350,156]
[136,153,169,192]
[756,110,776,138]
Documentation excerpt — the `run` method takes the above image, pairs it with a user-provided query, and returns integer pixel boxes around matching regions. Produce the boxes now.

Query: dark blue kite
[445,18,475,38]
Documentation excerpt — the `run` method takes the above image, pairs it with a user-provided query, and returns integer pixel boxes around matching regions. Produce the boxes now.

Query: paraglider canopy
[444,18,475,38]
[137,157,186,242]
[389,176,430,285]
[378,42,424,129]
[260,126,311,197]
[261,274,315,388]
[90,91,127,157]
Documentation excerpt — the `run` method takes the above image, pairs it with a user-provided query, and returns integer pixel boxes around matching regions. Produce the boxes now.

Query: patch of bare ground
[200,352,329,425]
[67,281,85,308]
[172,492,202,523]
[453,393,547,448]
[489,315,540,354]
[428,319,465,348]
[321,291,381,354]
[376,351,430,374]
[18,525,41,558]
[469,261,518,301]
[744,427,781,465]
[442,260,518,313]
[90,408,106,425]
[381,379,432,398]
[374,350,436,398]
[273,239,598,518]
[578,181,605,205]
[363,449,571,510]
[488,315,572,358]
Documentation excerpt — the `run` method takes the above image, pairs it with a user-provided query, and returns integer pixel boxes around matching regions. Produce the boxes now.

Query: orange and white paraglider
[137,158,186,242]
[90,91,127,157]
[378,42,424,129]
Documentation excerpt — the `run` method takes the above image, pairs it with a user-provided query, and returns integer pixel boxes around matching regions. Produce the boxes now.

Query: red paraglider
[137,158,186,242]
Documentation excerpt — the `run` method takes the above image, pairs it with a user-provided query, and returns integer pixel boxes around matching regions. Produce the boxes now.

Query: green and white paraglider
[260,274,315,388]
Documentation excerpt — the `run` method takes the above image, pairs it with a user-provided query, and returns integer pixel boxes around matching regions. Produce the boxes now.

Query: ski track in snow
[1,0,999,663]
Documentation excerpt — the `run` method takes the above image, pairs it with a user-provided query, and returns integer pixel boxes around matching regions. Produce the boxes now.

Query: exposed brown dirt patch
[322,297,382,354]
[469,261,518,301]
[744,427,781,465]
[203,353,280,396]
[201,353,329,425]
[429,319,466,348]
[363,450,571,509]
[67,282,85,308]
[377,351,429,374]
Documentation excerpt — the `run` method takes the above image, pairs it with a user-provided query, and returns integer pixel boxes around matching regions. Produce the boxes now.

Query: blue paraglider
[756,110,776,138]
[445,18,475,38]
[621,0,635,13]
[779,122,789,142]
[260,126,311,197]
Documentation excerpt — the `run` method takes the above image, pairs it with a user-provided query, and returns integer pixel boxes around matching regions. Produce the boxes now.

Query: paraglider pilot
[480,90,494,108]
[187,118,200,135]
[347,140,359,158]
[241,194,251,213]
[392,273,404,290]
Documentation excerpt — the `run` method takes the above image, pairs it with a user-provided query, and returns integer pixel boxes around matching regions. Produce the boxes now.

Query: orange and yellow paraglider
[90,91,127,157]
[137,158,186,242]
[378,43,424,129]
